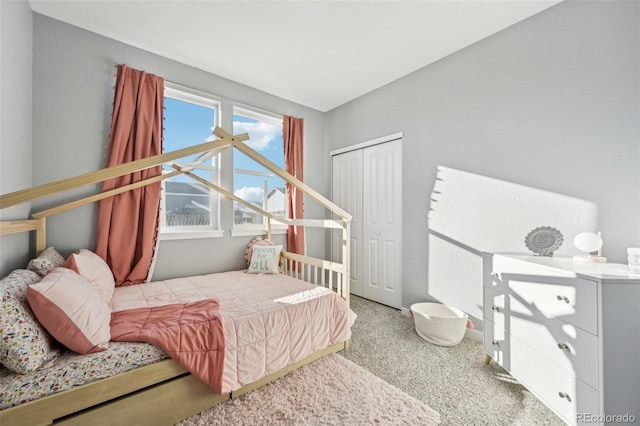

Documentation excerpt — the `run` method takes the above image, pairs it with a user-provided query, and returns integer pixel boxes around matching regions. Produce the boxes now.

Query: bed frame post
[266,217,272,240]
[35,217,46,255]
[342,218,350,305]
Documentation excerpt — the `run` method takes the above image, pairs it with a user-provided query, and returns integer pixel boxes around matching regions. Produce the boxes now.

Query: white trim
[164,84,220,110]
[159,229,224,241]
[464,328,483,342]
[330,132,403,156]
[233,106,282,125]
[231,227,287,237]
[275,218,344,229]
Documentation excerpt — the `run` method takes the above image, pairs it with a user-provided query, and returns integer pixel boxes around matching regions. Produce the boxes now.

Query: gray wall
[325,0,640,312]
[0,1,33,276]
[2,2,638,313]
[27,14,326,280]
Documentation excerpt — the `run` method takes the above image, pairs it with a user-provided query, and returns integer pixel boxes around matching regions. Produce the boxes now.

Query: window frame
[159,84,223,240]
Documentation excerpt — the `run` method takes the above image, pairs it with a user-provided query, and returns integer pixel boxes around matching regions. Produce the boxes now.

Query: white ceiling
[29,0,562,112]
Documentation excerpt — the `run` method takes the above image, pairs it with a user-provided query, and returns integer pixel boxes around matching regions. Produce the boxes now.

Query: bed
[0,128,354,425]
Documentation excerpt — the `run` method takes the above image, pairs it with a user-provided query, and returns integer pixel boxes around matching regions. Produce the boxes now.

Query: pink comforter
[110,271,357,393]
[110,299,225,393]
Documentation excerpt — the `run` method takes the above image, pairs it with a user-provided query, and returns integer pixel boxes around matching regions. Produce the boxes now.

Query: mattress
[0,342,167,409]
[110,270,357,393]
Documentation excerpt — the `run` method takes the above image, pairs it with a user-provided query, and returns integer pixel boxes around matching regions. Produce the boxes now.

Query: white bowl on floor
[410,302,468,346]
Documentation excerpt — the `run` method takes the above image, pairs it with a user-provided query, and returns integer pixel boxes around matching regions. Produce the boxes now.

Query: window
[160,86,221,237]
[232,108,286,231]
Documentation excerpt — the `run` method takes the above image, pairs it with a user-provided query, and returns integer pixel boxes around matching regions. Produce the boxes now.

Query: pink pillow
[27,267,111,354]
[64,249,115,303]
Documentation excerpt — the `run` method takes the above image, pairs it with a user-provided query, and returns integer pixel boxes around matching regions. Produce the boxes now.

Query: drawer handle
[491,306,500,312]
[557,343,570,352]
[491,340,500,347]
[556,295,570,304]
[558,392,572,402]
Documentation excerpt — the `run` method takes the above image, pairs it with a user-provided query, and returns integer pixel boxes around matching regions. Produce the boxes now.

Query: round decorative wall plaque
[524,226,563,256]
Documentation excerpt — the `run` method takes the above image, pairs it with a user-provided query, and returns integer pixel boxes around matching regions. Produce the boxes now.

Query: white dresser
[483,253,639,425]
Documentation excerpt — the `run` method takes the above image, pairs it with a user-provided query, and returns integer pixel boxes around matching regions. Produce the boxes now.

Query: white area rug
[178,353,440,425]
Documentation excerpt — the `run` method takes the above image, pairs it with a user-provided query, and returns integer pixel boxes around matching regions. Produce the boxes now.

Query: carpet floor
[178,353,440,425]
[340,296,565,425]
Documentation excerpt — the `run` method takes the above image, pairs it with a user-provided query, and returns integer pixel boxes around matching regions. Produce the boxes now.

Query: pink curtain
[283,116,305,254]
[96,65,164,286]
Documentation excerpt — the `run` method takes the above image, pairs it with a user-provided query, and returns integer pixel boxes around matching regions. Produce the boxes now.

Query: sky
[163,97,285,203]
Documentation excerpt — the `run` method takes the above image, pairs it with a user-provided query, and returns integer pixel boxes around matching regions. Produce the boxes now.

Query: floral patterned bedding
[0,342,167,409]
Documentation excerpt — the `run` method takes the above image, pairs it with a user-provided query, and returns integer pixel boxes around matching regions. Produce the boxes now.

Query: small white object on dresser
[483,253,640,426]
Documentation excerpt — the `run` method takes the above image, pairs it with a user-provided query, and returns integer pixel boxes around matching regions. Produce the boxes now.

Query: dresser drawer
[509,315,599,389]
[484,257,598,334]
[508,332,600,425]
[484,284,599,389]
[508,276,597,334]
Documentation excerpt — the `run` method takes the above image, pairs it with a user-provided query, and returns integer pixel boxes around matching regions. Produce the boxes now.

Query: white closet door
[362,140,402,308]
[332,150,363,296]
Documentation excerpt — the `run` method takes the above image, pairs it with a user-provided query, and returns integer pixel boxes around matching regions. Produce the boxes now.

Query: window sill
[159,229,224,241]
[231,227,287,238]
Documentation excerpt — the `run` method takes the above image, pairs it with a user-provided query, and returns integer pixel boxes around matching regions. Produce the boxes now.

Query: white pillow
[27,267,111,354]
[247,245,282,274]
[64,249,115,304]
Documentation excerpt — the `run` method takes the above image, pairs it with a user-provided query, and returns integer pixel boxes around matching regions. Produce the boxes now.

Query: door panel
[362,140,402,308]
[332,139,402,307]
[332,150,363,296]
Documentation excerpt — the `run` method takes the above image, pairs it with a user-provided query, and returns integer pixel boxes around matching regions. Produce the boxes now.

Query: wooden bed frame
[0,127,352,426]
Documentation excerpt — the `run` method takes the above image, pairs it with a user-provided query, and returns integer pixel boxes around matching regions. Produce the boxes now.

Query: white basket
[410,302,468,346]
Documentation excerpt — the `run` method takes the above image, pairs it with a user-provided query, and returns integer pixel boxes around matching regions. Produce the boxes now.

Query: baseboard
[464,328,483,342]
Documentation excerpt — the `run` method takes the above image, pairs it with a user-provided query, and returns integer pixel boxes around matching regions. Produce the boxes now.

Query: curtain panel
[283,115,305,255]
[96,65,164,286]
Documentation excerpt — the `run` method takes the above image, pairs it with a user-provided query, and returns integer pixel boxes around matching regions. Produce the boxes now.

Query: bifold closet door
[332,149,363,296]
[362,140,402,308]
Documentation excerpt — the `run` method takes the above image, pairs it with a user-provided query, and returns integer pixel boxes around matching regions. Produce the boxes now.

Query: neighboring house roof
[164,181,209,195]
[268,187,285,198]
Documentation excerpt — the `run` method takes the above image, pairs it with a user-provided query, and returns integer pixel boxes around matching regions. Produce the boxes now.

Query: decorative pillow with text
[245,237,275,266]
[247,245,282,274]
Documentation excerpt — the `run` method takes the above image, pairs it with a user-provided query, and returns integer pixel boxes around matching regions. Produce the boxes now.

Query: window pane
[164,97,216,163]
[162,94,218,230]
[233,112,285,226]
